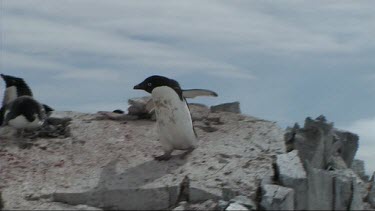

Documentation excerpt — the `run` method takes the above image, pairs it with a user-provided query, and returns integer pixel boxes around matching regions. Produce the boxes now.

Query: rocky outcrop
[0,99,373,210]
[277,116,373,210]
[0,100,285,210]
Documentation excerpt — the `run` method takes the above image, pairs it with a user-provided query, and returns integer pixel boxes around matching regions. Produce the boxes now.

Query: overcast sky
[1,0,374,174]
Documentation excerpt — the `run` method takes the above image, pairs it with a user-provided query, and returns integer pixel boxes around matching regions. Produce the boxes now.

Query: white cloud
[343,118,375,175]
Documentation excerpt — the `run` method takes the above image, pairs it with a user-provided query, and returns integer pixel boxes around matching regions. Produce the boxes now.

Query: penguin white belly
[8,115,43,129]
[152,86,197,150]
[3,86,17,105]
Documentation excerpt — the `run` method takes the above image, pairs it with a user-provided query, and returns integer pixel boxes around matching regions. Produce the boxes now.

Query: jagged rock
[306,162,333,210]
[225,202,248,211]
[188,199,218,210]
[334,130,359,168]
[210,102,241,114]
[229,195,256,210]
[260,184,294,210]
[276,150,308,210]
[327,155,348,170]
[369,173,375,207]
[351,159,369,181]
[293,116,334,169]
[291,116,358,170]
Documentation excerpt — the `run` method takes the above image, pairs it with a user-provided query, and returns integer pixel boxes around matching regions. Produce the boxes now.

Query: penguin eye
[147,83,152,87]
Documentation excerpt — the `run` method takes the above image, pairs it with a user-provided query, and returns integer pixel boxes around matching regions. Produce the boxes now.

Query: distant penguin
[1,74,54,115]
[0,96,46,130]
[134,75,198,161]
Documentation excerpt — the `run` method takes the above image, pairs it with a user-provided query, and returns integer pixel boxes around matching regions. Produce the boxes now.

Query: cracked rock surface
[0,106,285,210]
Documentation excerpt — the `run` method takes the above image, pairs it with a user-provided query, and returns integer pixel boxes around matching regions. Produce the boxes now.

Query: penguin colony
[0,74,217,160]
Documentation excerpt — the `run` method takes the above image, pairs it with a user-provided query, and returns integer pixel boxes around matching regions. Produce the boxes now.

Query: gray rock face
[351,159,369,181]
[369,173,375,207]
[278,116,370,211]
[276,150,307,210]
[288,116,358,170]
[0,108,285,210]
[210,102,241,114]
[260,184,294,210]
[306,163,333,210]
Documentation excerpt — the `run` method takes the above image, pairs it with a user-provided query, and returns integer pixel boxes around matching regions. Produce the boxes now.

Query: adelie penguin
[1,74,53,115]
[0,96,47,148]
[134,75,202,161]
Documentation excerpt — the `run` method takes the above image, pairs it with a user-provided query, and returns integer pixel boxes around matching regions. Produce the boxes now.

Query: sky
[1,0,374,175]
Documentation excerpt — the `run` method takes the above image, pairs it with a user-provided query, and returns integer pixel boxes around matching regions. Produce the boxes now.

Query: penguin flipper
[0,105,5,126]
[182,89,218,98]
[43,104,54,113]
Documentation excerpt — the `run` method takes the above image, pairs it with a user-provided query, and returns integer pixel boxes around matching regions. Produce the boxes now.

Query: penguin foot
[154,153,172,161]
[179,147,195,159]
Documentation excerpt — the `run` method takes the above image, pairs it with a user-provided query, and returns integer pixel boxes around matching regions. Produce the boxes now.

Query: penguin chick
[134,75,197,161]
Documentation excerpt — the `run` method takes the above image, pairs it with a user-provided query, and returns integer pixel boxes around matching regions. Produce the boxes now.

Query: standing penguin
[134,75,198,160]
[1,74,54,115]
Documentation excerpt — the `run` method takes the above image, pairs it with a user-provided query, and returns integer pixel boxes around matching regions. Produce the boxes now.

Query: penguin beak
[133,83,145,90]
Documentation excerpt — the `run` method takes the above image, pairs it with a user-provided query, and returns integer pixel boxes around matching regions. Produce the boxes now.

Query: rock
[332,172,352,210]
[172,201,187,211]
[225,202,248,211]
[369,172,375,207]
[291,116,358,170]
[0,110,285,209]
[306,163,333,210]
[189,103,210,121]
[334,129,359,168]
[276,150,308,210]
[210,102,241,114]
[217,200,230,211]
[293,116,334,169]
[53,187,179,210]
[127,96,152,118]
[350,176,365,210]
[188,199,218,210]
[327,155,348,170]
[351,159,369,181]
[229,195,256,210]
[260,184,294,210]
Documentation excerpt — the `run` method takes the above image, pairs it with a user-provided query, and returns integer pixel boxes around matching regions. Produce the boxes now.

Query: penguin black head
[134,75,183,100]
[0,74,33,96]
